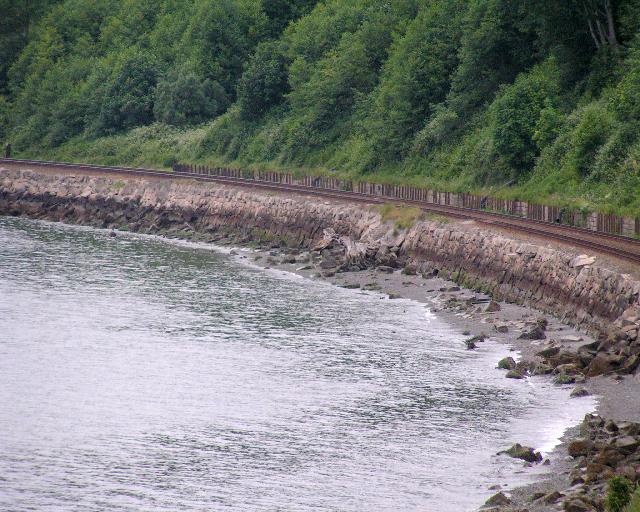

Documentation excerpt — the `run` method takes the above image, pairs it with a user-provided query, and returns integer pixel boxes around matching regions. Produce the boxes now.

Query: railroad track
[2,157,640,265]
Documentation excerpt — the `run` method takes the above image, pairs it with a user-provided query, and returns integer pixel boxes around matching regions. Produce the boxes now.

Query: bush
[624,486,640,512]
[96,51,158,135]
[491,60,560,171]
[154,69,227,126]
[606,476,634,512]
[236,41,290,120]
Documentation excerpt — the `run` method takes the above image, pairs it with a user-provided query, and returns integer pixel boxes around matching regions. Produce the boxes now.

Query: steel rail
[2,157,640,264]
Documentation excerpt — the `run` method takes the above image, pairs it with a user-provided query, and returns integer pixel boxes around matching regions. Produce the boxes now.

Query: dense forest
[2,0,640,215]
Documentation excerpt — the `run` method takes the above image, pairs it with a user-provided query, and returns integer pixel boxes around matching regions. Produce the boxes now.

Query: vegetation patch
[377,204,423,230]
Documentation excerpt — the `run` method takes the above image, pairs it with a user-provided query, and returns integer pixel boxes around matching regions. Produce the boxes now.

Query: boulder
[564,498,593,512]
[537,345,560,358]
[570,254,596,268]
[518,325,546,340]
[553,373,576,385]
[542,491,564,504]
[561,335,583,343]
[484,301,501,313]
[482,492,511,508]
[377,265,395,273]
[614,436,640,453]
[499,443,542,463]
[568,439,593,457]
[494,323,509,333]
[497,357,517,370]
[586,353,616,377]
[401,264,417,275]
[570,386,590,398]
[506,369,525,379]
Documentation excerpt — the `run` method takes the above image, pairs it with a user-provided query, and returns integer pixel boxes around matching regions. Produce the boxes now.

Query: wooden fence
[174,163,640,239]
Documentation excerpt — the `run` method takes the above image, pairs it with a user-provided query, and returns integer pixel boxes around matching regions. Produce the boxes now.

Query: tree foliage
[4,0,640,215]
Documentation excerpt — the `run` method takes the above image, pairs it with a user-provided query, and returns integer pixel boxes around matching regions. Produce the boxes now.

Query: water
[0,217,595,511]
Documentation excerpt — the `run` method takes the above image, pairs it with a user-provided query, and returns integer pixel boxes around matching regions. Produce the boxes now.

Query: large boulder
[499,443,542,463]
[497,357,517,370]
[481,492,511,508]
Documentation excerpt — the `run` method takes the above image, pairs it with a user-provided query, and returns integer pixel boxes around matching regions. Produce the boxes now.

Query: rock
[388,292,401,299]
[494,323,509,333]
[614,436,640,453]
[506,370,524,379]
[484,301,501,313]
[109,230,116,237]
[561,335,583,343]
[570,254,596,268]
[439,286,460,292]
[499,443,542,463]
[377,265,394,274]
[553,373,576,385]
[518,325,546,340]
[570,386,590,398]
[537,345,560,358]
[482,492,511,508]
[586,353,616,377]
[568,439,593,457]
[465,335,486,350]
[339,283,361,289]
[498,357,517,370]
[401,264,417,275]
[563,498,592,512]
[531,363,553,375]
[296,265,313,271]
[543,491,564,504]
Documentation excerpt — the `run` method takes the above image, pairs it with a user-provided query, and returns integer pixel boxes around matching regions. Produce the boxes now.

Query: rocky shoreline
[2,166,640,511]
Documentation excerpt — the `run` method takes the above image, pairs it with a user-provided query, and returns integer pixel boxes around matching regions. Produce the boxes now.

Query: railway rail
[2,157,640,265]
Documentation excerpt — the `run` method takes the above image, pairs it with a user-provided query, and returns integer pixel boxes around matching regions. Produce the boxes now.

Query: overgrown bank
[3,1,640,216]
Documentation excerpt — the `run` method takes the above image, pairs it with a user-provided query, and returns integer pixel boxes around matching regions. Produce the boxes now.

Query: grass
[624,487,640,512]
[15,121,640,220]
[377,204,424,229]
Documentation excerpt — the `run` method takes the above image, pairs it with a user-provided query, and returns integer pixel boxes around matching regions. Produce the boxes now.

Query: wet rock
[536,345,560,358]
[497,357,517,370]
[481,492,511,508]
[388,292,401,299]
[439,286,460,292]
[339,283,361,289]
[506,370,524,379]
[570,386,590,398]
[553,373,576,385]
[499,443,542,463]
[531,363,553,376]
[377,265,394,274]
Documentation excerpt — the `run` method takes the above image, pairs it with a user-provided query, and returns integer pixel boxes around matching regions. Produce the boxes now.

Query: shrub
[95,51,158,135]
[154,69,227,126]
[606,476,634,512]
[624,486,640,512]
[236,41,290,120]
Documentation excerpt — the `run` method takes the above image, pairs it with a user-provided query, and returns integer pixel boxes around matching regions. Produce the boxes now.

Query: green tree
[96,51,158,134]
[154,69,227,126]
[236,40,290,120]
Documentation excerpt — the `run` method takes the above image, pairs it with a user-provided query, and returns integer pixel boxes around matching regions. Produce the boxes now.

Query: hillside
[2,0,640,216]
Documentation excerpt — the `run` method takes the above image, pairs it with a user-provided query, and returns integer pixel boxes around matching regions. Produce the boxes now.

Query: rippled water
[0,217,595,511]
